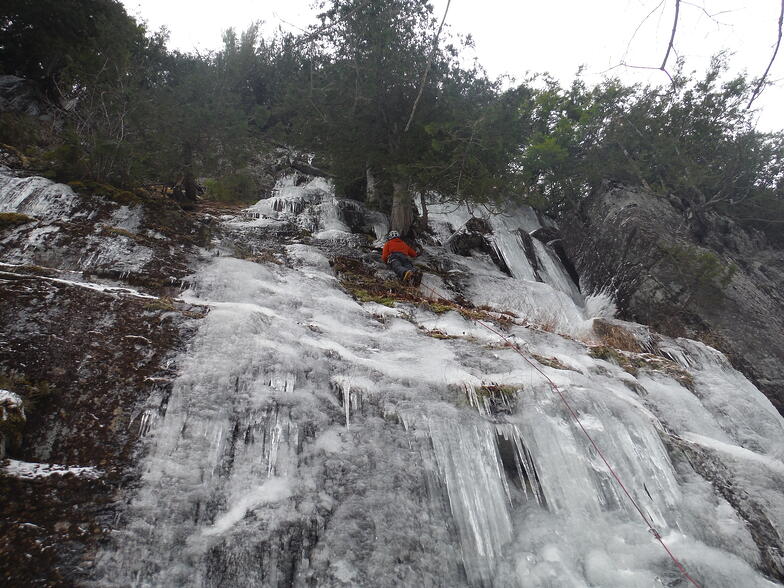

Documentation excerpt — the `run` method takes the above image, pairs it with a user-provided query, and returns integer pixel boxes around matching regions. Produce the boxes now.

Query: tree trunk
[183,171,198,201]
[182,142,197,201]
[391,180,414,235]
[366,167,378,208]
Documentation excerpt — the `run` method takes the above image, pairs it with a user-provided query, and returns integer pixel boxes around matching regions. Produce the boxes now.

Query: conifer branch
[404,0,451,133]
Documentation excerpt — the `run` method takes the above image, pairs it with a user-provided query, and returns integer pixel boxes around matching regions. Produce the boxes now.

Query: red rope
[417,283,703,588]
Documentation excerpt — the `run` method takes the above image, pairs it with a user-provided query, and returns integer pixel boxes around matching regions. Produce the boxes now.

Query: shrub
[204,171,260,203]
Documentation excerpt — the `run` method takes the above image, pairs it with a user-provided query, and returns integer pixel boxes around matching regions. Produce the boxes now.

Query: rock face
[0,165,211,585]
[0,75,48,117]
[562,183,784,412]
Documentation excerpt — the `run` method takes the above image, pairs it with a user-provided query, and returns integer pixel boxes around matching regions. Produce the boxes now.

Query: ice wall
[0,166,85,222]
[94,179,784,587]
[0,168,169,277]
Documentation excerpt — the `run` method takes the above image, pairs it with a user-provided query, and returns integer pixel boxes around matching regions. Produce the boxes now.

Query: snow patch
[0,389,24,421]
[3,459,101,480]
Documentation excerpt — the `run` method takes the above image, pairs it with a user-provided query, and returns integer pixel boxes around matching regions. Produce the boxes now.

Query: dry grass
[144,296,176,312]
[588,345,695,389]
[0,212,35,231]
[237,248,283,265]
[531,354,577,371]
[592,318,642,352]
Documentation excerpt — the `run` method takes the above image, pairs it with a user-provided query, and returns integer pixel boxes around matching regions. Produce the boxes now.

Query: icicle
[426,416,514,586]
[343,382,351,430]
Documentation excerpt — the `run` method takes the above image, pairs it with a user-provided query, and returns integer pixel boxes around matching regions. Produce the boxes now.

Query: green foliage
[3,0,783,243]
[660,244,737,306]
[0,113,42,150]
[270,0,528,218]
[41,133,89,180]
[0,0,144,97]
[204,171,259,203]
[517,58,784,238]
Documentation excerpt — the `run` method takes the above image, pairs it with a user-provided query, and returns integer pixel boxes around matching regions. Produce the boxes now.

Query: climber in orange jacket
[382,231,421,284]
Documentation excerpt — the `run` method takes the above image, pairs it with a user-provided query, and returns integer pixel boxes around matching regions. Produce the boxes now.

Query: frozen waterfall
[93,178,784,587]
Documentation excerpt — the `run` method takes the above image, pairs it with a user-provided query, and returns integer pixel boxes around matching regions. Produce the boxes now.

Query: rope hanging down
[416,282,703,588]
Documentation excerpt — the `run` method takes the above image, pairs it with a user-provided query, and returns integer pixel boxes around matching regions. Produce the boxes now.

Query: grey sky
[121,0,784,129]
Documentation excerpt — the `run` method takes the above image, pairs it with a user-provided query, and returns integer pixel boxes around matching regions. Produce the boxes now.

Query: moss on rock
[0,212,35,232]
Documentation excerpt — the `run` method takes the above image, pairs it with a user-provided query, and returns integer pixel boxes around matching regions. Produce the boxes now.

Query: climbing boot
[403,270,414,283]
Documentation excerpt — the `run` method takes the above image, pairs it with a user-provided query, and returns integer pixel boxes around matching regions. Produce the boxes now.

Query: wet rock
[0,169,212,296]
[0,172,207,584]
[0,75,47,117]
[529,226,560,244]
[517,229,542,281]
[562,183,784,413]
[447,217,511,277]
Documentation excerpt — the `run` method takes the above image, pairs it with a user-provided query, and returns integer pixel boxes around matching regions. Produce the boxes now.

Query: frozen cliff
[2,168,784,586]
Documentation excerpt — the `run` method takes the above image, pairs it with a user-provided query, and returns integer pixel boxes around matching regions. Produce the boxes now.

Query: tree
[516,57,784,243]
[0,0,144,100]
[273,0,528,234]
[134,50,252,200]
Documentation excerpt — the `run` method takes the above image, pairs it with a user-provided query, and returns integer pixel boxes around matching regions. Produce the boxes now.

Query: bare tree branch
[404,0,451,133]
[605,0,682,83]
[679,1,734,23]
[747,0,784,109]
[604,61,675,83]
[280,0,370,50]
[660,0,681,71]
[623,0,666,62]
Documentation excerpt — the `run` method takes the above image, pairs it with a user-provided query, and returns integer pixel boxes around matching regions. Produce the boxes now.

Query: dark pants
[387,252,415,279]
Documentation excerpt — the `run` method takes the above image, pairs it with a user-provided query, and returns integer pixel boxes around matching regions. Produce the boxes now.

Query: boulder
[0,75,48,117]
[446,217,511,276]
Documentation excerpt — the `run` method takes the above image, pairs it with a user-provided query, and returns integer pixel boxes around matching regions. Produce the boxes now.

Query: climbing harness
[415,282,703,588]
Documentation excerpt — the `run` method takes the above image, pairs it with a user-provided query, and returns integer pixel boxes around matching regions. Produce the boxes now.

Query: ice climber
[382,231,421,285]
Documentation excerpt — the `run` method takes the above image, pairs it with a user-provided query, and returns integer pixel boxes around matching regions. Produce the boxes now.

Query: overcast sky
[121,0,784,129]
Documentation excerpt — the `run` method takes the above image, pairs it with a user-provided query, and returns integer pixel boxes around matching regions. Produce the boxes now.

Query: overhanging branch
[404,0,451,133]
[747,0,784,109]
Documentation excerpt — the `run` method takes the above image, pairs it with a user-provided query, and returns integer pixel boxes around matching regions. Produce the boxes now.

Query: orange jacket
[382,238,417,263]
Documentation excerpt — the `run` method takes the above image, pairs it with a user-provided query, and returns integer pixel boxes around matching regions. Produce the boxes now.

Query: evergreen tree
[274,0,528,234]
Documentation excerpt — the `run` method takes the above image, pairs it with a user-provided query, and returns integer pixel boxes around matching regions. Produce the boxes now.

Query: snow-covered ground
[93,178,784,587]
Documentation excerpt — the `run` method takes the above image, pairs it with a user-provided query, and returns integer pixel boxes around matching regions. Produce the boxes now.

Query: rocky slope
[562,183,784,414]
[2,169,784,587]
[0,164,210,585]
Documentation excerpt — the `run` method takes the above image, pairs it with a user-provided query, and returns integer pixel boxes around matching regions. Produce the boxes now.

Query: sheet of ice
[424,414,514,586]
[93,193,784,588]
[0,269,158,299]
[427,201,583,304]
[201,477,292,537]
[107,205,144,232]
[0,168,85,222]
